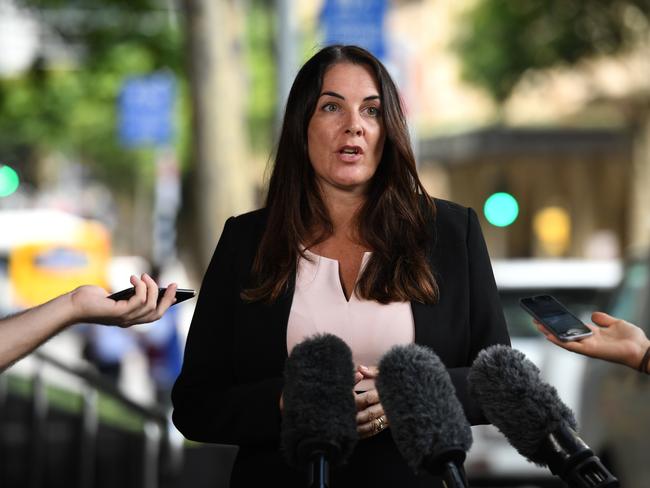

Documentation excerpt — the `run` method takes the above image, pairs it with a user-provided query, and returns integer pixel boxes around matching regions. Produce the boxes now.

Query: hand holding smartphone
[108,287,196,305]
[519,295,593,342]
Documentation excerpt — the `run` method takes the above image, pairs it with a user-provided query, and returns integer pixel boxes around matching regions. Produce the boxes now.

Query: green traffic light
[484,192,519,227]
[0,164,20,197]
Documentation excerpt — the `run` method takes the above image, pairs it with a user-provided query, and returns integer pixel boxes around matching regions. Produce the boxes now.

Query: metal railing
[0,351,182,488]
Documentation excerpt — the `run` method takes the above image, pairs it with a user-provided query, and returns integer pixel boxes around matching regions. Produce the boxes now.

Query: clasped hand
[354,364,389,439]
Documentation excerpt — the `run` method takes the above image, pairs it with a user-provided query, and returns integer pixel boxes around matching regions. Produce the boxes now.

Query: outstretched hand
[69,274,177,327]
[537,311,650,370]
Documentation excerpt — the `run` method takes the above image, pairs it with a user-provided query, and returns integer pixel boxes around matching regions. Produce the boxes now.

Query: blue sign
[320,0,388,59]
[118,72,175,147]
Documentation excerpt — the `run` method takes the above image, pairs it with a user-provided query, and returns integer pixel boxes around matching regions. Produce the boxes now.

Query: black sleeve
[450,207,510,424]
[171,217,284,446]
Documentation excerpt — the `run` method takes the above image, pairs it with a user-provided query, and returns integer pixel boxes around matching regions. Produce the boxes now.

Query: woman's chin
[332,172,374,190]
[316,169,375,195]
[332,179,372,193]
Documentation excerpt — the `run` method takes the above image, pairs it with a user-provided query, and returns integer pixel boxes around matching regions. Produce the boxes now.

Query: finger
[142,273,159,310]
[116,275,153,325]
[129,275,147,306]
[358,420,378,438]
[156,283,177,316]
[355,389,379,410]
[591,311,617,327]
[353,371,364,385]
[356,403,384,424]
[357,414,388,438]
[126,274,167,324]
[358,365,378,378]
[358,421,376,438]
[110,276,146,324]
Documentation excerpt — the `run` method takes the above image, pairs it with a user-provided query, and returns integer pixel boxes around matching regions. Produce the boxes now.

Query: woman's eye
[365,106,381,117]
[322,103,338,112]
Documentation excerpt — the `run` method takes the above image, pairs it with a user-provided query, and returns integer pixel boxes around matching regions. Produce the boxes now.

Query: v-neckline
[304,249,371,303]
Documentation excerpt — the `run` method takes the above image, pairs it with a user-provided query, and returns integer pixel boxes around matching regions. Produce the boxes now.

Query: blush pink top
[286,249,415,391]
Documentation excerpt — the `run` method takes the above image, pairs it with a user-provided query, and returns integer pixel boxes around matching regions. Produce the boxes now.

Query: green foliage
[455,0,650,101]
[0,0,184,193]
[245,0,277,152]
[1,0,291,193]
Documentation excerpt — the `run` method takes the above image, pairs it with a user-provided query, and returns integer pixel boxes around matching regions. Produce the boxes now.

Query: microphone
[281,334,358,488]
[376,344,472,488]
[468,345,619,488]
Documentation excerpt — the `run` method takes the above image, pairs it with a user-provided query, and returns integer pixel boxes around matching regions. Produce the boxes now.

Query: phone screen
[520,295,592,340]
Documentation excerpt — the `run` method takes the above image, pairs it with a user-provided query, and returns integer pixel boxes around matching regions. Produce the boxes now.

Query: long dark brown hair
[242,45,438,304]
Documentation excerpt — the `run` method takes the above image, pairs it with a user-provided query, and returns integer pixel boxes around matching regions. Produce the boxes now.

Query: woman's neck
[320,187,366,235]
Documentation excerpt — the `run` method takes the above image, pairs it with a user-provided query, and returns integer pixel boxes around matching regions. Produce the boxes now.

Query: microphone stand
[442,461,468,488]
[423,447,469,488]
[300,440,339,488]
[307,452,330,488]
[537,423,619,488]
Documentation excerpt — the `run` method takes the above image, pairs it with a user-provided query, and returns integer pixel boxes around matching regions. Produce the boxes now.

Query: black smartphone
[519,294,593,342]
[108,287,196,305]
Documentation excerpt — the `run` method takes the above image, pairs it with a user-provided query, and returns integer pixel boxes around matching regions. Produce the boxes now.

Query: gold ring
[373,415,387,434]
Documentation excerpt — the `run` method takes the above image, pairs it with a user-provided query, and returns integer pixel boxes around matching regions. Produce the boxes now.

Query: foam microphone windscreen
[281,333,358,468]
[376,344,473,472]
[468,344,577,465]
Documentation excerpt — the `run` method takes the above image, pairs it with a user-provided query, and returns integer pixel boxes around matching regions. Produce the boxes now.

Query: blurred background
[0,0,649,487]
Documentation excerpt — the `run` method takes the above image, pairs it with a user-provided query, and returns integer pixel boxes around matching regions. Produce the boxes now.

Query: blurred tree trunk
[629,107,650,251]
[181,0,254,280]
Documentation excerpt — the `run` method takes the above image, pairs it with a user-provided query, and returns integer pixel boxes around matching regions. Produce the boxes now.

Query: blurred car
[0,208,111,312]
[578,254,650,488]
[465,258,623,486]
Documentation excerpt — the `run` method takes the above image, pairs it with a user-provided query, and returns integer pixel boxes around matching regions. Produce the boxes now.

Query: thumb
[591,311,617,327]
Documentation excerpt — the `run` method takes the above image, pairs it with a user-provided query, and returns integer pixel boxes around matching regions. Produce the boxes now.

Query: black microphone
[281,334,358,488]
[376,344,472,488]
[468,345,619,488]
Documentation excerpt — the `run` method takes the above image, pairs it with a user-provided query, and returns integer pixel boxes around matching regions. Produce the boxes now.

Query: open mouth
[339,146,362,155]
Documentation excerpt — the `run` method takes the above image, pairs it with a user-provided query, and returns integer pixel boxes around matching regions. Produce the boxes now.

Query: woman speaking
[172,45,510,487]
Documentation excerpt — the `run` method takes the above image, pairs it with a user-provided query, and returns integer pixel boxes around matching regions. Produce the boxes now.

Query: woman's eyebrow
[319,91,380,102]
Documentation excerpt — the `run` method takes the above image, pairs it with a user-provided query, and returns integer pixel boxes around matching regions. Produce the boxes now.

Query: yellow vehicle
[0,209,111,309]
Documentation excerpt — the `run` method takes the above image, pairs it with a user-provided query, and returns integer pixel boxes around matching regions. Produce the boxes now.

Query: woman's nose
[345,117,364,136]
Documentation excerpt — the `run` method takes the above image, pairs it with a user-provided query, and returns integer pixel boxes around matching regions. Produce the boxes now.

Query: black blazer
[171,198,510,479]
